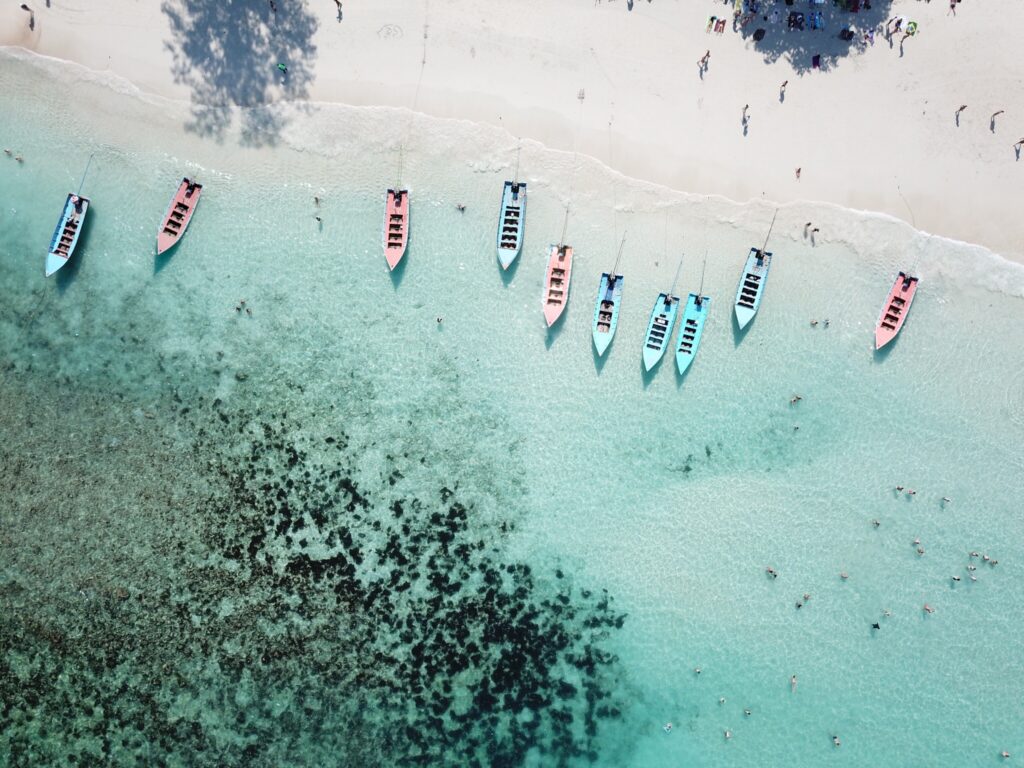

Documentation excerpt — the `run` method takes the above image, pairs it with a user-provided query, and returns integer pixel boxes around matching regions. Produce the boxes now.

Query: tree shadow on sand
[722,0,895,74]
[162,0,319,146]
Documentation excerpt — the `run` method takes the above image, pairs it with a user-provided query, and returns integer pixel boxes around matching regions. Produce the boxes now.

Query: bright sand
[1,0,1023,262]
[2,1,1024,766]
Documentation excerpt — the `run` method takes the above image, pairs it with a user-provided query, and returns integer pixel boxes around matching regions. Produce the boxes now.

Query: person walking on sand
[1014,138,1024,149]
[956,105,967,117]
[742,104,749,121]
[780,80,788,95]
[795,167,801,180]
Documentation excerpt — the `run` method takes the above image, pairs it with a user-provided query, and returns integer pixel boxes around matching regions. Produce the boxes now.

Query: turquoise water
[2,49,1024,766]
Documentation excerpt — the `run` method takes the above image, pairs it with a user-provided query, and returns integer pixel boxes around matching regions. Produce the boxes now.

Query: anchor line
[397,0,429,188]
[610,232,627,275]
[669,253,684,298]
[560,89,586,248]
[760,209,779,256]
[76,153,96,196]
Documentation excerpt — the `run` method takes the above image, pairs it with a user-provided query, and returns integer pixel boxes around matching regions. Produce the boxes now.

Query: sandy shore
[2,0,1022,263]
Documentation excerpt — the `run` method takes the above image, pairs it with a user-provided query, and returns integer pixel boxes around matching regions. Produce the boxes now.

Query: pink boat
[383,188,409,270]
[156,177,202,255]
[875,271,919,350]
[542,244,574,327]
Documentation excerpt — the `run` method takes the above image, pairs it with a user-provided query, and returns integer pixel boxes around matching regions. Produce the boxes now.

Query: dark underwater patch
[0,391,627,767]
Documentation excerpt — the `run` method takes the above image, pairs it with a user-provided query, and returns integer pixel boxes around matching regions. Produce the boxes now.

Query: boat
[734,211,779,329]
[734,247,771,329]
[874,271,919,350]
[542,244,574,326]
[383,188,409,270]
[496,180,527,270]
[676,293,711,375]
[46,193,90,277]
[156,177,203,255]
[592,272,624,356]
[642,292,680,371]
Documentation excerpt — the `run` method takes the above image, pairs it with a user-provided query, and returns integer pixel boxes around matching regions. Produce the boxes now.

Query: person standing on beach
[795,167,801,180]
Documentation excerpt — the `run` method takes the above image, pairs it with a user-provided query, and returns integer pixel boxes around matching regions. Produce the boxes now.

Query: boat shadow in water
[388,251,409,289]
[55,209,95,294]
[154,245,177,276]
[544,313,567,351]
[499,257,521,288]
[731,311,753,347]
[872,340,898,363]
[593,345,610,375]
[640,361,658,389]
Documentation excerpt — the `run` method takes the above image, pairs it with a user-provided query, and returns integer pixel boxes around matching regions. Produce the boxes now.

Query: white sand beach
[2,0,1022,262]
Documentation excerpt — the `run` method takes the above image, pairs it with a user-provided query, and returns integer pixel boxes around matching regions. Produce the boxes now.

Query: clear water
[2,49,1023,766]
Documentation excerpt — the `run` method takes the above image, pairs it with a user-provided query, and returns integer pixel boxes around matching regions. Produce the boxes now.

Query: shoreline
[4,43,1022,300]
[2,0,1023,264]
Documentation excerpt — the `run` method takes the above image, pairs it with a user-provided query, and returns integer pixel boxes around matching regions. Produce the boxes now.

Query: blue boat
[733,247,771,329]
[676,293,711,375]
[46,193,90,277]
[592,272,624,356]
[642,293,680,371]
[496,180,526,270]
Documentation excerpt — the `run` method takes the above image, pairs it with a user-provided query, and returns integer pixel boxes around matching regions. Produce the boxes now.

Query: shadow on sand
[162,0,319,145]
[731,0,893,74]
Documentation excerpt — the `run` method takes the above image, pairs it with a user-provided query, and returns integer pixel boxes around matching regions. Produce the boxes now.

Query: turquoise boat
[496,180,526,270]
[676,293,711,375]
[734,247,771,329]
[642,293,680,371]
[46,193,90,277]
[592,272,624,357]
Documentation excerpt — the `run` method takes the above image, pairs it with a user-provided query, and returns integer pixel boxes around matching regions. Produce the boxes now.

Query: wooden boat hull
[676,293,711,375]
[592,272,624,357]
[543,244,573,326]
[157,177,202,255]
[496,181,526,270]
[642,293,680,371]
[875,271,919,349]
[384,188,409,270]
[734,247,772,329]
[46,193,90,277]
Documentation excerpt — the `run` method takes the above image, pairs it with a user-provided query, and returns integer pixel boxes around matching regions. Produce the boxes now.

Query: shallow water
[1,49,1023,766]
